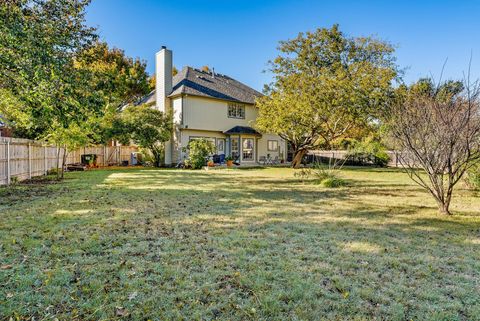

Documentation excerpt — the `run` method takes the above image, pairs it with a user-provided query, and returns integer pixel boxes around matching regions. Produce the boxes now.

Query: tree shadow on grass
[2,168,480,320]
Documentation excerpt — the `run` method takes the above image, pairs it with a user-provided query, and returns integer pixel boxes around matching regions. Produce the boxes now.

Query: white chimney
[155,46,173,165]
[155,46,173,113]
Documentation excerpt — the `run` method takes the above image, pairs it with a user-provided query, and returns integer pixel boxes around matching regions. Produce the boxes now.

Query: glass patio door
[217,139,225,155]
[231,137,240,162]
[242,138,254,161]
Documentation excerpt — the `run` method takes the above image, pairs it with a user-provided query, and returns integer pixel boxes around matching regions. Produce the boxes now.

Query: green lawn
[1,167,479,320]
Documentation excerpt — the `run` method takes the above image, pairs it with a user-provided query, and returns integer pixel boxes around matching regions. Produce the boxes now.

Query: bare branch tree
[387,78,480,214]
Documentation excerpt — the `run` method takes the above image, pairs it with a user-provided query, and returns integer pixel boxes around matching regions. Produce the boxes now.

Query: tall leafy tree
[0,1,153,174]
[255,25,399,167]
[0,0,98,139]
[75,41,151,109]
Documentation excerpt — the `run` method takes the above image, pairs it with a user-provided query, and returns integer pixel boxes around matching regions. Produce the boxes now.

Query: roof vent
[212,67,215,79]
[161,45,167,49]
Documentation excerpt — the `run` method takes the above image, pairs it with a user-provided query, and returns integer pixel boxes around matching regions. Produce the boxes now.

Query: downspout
[238,134,241,163]
[226,136,231,157]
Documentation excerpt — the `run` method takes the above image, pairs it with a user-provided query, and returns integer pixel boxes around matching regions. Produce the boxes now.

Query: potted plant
[207,160,215,167]
[225,155,234,167]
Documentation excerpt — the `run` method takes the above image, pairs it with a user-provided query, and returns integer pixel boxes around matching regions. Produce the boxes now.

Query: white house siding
[172,97,183,124]
[182,96,258,131]
[168,95,287,165]
[177,129,227,162]
[256,133,287,163]
[175,129,287,164]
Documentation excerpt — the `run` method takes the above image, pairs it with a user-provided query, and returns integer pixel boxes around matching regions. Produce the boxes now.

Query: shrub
[185,139,215,169]
[138,148,155,166]
[294,162,347,187]
[346,138,390,167]
[465,163,480,191]
[321,177,347,188]
[47,168,60,176]
[311,162,338,181]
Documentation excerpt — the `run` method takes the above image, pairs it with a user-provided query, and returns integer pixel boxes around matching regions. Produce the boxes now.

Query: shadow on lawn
[93,169,480,229]
[2,168,479,320]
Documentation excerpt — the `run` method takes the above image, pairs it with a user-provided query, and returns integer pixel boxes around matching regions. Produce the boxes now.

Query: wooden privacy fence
[0,137,137,186]
[65,145,138,167]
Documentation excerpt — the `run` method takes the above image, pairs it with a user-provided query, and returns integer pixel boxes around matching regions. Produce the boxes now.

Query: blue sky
[86,0,480,91]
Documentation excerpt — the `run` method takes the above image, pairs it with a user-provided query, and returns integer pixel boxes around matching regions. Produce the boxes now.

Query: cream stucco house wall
[140,46,287,166]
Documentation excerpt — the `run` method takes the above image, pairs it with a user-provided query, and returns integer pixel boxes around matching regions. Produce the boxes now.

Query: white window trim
[227,103,245,119]
[267,140,279,152]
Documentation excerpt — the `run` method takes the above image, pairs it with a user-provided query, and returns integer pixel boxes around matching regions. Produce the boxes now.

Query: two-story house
[142,46,287,166]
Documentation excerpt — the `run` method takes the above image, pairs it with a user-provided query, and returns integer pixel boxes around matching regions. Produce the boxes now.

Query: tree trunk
[55,147,61,180]
[152,149,161,167]
[437,200,452,215]
[61,146,67,179]
[291,149,307,168]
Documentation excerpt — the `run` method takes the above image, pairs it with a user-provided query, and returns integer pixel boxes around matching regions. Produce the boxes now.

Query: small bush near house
[138,147,156,166]
[185,139,216,169]
[465,163,480,191]
[346,138,390,167]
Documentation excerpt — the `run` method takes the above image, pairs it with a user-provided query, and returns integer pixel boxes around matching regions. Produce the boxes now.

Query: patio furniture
[212,154,221,164]
[263,154,274,165]
[259,156,267,165]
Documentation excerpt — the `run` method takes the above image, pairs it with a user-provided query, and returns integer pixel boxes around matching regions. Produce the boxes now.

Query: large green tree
[0,1,152,174]
[0,0,98,139]
[74,41,152,144]
[75,41,151,110]
[255,25,399,167]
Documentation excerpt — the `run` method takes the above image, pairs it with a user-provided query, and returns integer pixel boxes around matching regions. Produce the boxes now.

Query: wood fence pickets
[0,137,137,186]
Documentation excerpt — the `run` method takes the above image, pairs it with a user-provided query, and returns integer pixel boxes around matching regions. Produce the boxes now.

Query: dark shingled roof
[135,90,156,106]
[137,66,262,106]
[223,126,261,136]
[170,67,262,104]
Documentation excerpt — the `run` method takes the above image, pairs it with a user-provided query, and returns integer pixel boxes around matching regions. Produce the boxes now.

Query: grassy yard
[1,167,479,320]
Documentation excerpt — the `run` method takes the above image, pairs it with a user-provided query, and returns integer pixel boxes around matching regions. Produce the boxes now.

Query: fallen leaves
[115,306,128,317]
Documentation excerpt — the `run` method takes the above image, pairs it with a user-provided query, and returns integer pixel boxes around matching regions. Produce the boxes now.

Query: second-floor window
[228,103,245,119]
[267,140,278,151]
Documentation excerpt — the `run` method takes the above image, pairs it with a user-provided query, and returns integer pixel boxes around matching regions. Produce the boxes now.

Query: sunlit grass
[0,167,479,320]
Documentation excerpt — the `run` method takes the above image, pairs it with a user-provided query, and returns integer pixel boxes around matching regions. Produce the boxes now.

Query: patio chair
[259,156,267,165]
[273,156,279,164]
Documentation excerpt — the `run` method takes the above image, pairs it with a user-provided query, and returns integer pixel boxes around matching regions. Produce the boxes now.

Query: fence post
[103,146,106,166]
[44,146,47,175]
[28,143,32,179]
[6,141,10,185]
